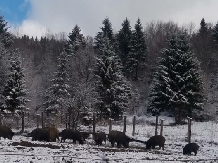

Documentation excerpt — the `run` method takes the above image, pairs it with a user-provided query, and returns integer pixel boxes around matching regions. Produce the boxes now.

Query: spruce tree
[199,18,208,37]
[0,42,7,91]
[127,18,147,80]
[0,15,13,48]
[66,25,85,53]
[95,17,115,50]
[2,50,28,113]
[212,22,218,44]
[43,50,70,114]
[95,37,132,120]
[147,32,204,124]
[117,18,132,76]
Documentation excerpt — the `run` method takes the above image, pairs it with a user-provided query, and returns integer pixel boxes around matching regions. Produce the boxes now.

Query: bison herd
[0,125,200,156]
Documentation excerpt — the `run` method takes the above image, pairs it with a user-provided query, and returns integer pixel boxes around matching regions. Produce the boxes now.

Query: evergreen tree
[199,18,208,37]
[117,18,132,76]
[0,42,7,108]
[0,15,13,48]
[147,32,204,124]
[65,25,85,53]
[43,50,70,114]
[127,18,147,80]
[95,17,115,50]
[212,22,218,44]
[2,50,28,113]
[95,37,132,120]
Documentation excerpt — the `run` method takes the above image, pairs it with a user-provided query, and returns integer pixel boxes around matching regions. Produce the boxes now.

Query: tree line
[0,15,218,125]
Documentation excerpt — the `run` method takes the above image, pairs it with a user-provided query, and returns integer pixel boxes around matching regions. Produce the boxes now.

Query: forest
[0,14,218,126]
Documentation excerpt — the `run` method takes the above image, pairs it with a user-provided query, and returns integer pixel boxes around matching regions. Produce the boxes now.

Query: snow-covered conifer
[127,18,147,80]
[65,25,85,53]
[43,50,70,114]
[95,17,115,50]
[95,36,132,120]
[0,15,13,48]
[147,32,204,124]
[212,22,218,44]
[117,18,132,76]
[2,50,28,113]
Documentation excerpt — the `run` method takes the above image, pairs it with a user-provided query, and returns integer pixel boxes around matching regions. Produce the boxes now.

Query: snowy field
[0,116,218,163]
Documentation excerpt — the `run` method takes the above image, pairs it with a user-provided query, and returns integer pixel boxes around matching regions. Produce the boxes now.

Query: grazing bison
[43,126,59,142]
[108,130,135,148]
[60,129,84,144]
[183,143,199,156]
[0,125,14,140]
[30,128,50,142]
[94,132,106,145]
[146,135,165,150]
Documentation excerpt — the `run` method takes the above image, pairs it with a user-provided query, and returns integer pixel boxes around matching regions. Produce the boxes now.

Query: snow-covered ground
[0,116,218,163]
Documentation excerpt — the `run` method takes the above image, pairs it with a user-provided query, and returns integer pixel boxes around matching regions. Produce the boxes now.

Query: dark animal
[60,129,84,144]
[146,135,165,150]
[183,143,199,155]
[30,128,50,142]
[94,132,106,145]
[108,130,136,148]
[0,125,15,140]
[43,126,59,142]
[81,132,90,141]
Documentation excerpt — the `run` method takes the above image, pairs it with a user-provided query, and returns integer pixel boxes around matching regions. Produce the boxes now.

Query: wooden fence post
[123,113,127,133]
[0,112,2,125]
[187,117,192,143]
[109,118,112,133]
[132,115,136,136]
[27,112,30,122]
[65,113,68,129]
[16,116,19,129]
[160,119,164,136]
[93,112,96,135]
[68,111,71,129]
[155,115,158,136]
[21,111,24,133]
[36,114,40,128]
[41,112,44,128]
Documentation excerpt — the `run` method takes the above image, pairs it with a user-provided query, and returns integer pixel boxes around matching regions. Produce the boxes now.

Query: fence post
[132,115,136,136]
[37,114,40,128]
[155,115,158,136]
[41,112,44,128]
[68,111,71,129]
[21,111,24,133]
[160,119,164,136]
[109,118,112,133]
[0,112,2,125]
[65,113,68,129]
[93,112,96,135]
[27,112,30,122]
[16,116,19,129]
[123,113,127,133]
[187,117,192,143]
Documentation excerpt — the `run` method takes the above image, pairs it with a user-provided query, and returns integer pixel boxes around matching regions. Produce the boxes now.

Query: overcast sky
[1,0,218,38]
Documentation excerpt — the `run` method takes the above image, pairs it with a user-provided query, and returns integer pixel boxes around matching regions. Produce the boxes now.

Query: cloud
[14,0,218,37]
[9,20,47,38]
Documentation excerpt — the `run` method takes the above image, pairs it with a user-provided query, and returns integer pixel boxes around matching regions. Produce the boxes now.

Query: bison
[108,130,135,148]
[183,143,199,156]
[146,135,165,150]
[60,129,84,144]
[94,132,106,145]
[0,125,14,140]
[30,128,50,142]
[43,126,59,142]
